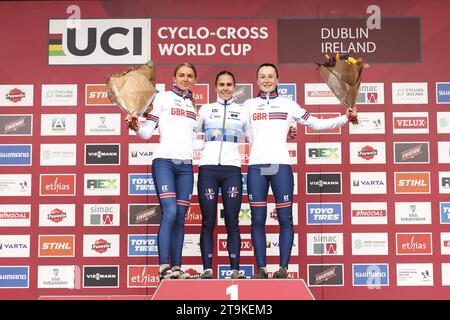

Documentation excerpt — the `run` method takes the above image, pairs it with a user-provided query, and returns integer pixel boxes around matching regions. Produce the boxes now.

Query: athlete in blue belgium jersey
[244,63,357,279]
[196,71,250,280]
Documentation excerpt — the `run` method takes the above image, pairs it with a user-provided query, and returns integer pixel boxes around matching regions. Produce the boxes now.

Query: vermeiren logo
[308,264,343,286]
[0,115,32,136]
[233,84,252,104]
[394,142,429,164]
[48,19,150,65]
[128,204,161,225]
[396,233,432,255]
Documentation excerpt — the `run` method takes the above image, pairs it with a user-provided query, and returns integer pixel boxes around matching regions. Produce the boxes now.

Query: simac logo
[48,19,150,65]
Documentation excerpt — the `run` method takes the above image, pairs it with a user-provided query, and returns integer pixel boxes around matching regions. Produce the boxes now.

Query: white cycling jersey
[136,85,198,160]
[197,97,250,167]
[244,90,348,165]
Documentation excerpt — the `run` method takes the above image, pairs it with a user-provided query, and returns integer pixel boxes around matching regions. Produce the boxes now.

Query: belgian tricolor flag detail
[48,33,65,56]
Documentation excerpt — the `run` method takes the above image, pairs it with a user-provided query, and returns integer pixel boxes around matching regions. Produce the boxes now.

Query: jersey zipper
[218,100,227,165]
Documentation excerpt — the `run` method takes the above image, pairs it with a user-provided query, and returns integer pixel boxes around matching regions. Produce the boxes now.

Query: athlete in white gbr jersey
[244,63,357,279]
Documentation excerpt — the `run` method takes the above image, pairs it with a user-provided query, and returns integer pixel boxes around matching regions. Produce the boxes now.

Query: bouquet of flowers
[317,53,369,124]
[106,60,158,127]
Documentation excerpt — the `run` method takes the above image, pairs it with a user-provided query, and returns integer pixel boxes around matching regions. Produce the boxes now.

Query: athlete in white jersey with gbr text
[244,63,357,279]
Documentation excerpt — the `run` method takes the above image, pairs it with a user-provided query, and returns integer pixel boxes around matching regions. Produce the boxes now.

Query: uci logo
[48,18,150,65]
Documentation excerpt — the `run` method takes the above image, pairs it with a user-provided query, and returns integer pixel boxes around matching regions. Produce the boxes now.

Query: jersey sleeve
[135,92,163,140]
[242,101,254,145]
[292,101,348,131]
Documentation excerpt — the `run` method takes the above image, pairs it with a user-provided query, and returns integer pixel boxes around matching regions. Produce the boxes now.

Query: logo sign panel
[396,263,433,286]
[39,235,74,257]
[83,234,120,257]
[352,233,388,255]
[393,112,429,134]
[307,203,342,225]
[0,235,30,258]
[0,204,31,227]
[41,114,77,136]
[128,234,158,257]
[49,19,150,65]
[83,203,120,226]
[84,173,120,196]
[396,233,432,255]
[40,174,76,196]
[392,82,428,104]
[307,264,344,287]
[0,174,31,197]
[350,172,386,194]
[0,85,33,106]
[83,266,119,288]
[40,144,76,166]
[0,266,29,288]
[349,112,385,134]
[41,84,77,106]
[306,173,342,194]
[0,145,31,166]
[394,142,429,164]
[395,202,431,225]
[394,172,430,194]
[352,264,389,287]
[39,204,76,227]
[351,202,387,225]
[0,115,32,136]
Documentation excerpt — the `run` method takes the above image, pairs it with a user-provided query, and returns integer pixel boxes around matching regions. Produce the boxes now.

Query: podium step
[152,279,314,300]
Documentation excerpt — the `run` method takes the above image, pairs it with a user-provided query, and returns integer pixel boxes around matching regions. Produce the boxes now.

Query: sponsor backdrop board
[0,0,449,300]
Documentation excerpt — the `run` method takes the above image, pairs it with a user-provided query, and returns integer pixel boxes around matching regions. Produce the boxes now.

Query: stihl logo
[39,235,74,257]
[398,180,427,186]
[395,172,430,194]
[85,84,114,106]
[394,117,428,129]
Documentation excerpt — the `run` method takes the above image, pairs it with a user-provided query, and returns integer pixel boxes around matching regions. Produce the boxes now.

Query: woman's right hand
[125,114,140,131]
